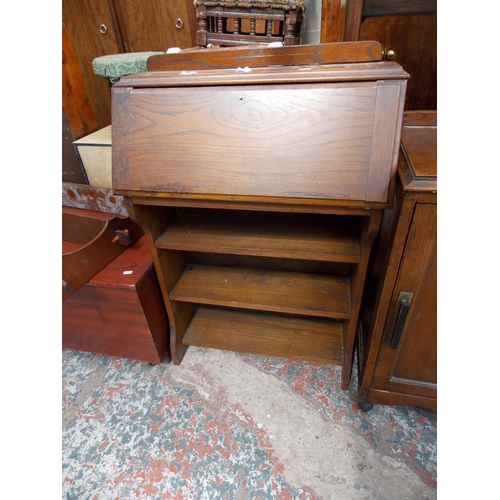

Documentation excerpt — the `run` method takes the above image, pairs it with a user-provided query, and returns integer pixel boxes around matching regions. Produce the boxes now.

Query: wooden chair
[193,0,305,47]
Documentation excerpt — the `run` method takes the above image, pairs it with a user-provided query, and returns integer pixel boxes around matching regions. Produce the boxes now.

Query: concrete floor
[62,346,437,499]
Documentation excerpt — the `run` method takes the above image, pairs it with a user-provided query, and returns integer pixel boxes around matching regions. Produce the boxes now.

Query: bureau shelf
[182,306,344,365]
[170,264,351,319]
[156,214,360,264]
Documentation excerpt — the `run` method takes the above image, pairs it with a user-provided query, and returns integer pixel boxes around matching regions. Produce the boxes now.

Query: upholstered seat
[92,52,163,83]
[193,0,305,47]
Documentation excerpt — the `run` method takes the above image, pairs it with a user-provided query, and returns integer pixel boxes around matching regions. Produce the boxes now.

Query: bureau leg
[358,401,374,413]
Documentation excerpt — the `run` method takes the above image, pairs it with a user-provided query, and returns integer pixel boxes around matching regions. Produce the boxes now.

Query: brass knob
[386,49,396,60]
[99,24,108,34]
[175,18,184,29]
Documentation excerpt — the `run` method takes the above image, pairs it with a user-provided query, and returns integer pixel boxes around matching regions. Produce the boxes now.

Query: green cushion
[92,52,164,83]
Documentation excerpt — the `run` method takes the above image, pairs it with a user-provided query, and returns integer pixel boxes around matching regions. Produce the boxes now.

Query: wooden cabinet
[63,235,169,364]
[357,111,437,411]
[111,49,408,390]
[358,12,436,110]
[112,0,197,53]
[63,0,125,130]
[62,0,197,131]
[321,0,437,111]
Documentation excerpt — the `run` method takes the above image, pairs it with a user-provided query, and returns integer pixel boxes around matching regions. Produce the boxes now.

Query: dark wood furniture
[62,0,197,132]
[342,0,437,42]
[193,0,304,47]
[62,186,170,363]
[147,40,384,71]
[357,110,437,411]
[111,43,408,389]
[62,205,143,301]
[321,0,437,110]
[63,23,97,183]
[63,236,169,364]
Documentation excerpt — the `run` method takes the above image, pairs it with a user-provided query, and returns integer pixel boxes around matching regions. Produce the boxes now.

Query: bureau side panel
[113,83,386,202]
[366,81,405,203]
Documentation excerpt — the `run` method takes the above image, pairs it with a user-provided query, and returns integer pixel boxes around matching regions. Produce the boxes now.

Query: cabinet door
[63,0,124,129]
[370,203,437,399]
[114,0,197,52]
[359,13,437,110]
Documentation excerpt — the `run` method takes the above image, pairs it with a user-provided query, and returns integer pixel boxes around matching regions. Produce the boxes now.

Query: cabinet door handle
[388,292,412,349]
[175,18,184,29]
[99,24,108,34]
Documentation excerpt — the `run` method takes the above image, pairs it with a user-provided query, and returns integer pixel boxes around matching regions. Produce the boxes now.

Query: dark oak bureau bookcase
[111,46,408,389]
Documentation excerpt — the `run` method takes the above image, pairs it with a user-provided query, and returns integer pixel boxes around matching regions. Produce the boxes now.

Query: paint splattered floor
[62,347,436,499]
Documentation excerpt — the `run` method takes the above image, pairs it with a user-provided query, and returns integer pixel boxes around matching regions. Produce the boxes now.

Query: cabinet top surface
[114,61,408,88]
[399,111,437,193]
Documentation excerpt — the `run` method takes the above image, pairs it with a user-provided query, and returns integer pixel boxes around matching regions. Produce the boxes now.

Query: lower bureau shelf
[170,264,351,319]
[182,306,344,364]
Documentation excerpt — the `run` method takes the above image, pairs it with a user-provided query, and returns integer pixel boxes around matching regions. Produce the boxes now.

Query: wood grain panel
[147,41,383,71]
[113,0,196,52]
[320,0,346,43]
[170,264,351,318]
[366,388,436,413]
[378,203,437,385]
[62,22,98,140]
[401,127,437,178]
[62,207,113,244]
[62,0,124,129]
[365,200,437,405]
[90,235,154,288]
[183,306,344,364]
[366,81,405,203]
[360,13,436,110]
[62,207,143,301]
[62,277,168,364]
[115,83,377,200]
[156,215,360,263]
[362,0,436,17]
[114,62,408,89]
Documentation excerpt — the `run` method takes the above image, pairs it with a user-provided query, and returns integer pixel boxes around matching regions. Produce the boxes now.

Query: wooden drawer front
[113,81,404,205]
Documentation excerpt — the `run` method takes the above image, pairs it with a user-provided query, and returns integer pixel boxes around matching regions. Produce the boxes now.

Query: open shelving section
[152,209,362,365]
[126,203,383,388]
